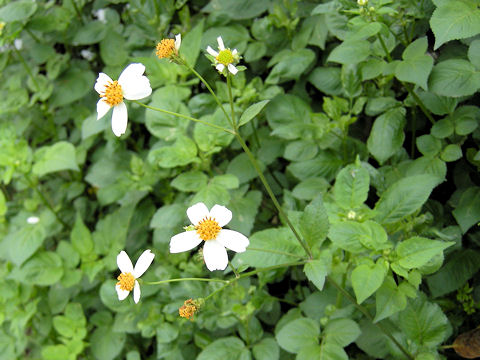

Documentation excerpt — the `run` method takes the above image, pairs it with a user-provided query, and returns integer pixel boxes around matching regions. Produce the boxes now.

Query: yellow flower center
[179,299,197,320]
[117,272,135,291]
[101,80,123,107]
[156,39,176,59]
[216,49,234,66]
[196,217,221,241]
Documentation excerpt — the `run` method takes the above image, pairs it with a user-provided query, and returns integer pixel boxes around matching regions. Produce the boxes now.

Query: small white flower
[93,9,107,23]
[27,216,39,224]
[170,202,249,271]
[115,249,155,304]
[94,63,152,137]
[14,39,22,50]
[206,36,240,76]
[80,49,94,61]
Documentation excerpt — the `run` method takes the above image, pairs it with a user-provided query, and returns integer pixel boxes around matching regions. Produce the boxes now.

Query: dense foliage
[1,0,480,359]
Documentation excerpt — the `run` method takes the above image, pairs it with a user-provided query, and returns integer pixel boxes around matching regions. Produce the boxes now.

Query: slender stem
[227,74,237,128]
[327,276,414,360]
[133,100,234,134]
[24,174,70,229]
[247,246,305,259]
[144,277,228,285]
[228,260,240,278]
[71,0,84,24]
[235,134,313,259]
[14,48,39,89]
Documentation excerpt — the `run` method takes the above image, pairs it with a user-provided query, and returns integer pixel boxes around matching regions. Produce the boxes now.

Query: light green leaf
[299,195,329,249]
[328,40,371,65]
[71,214,94,259]
[239,100,270,127]
[276,318,319,354]
[468,39,480,69]
[100,31,128,66]
[252,338,279,360]
[328,222,367,254]
[155,135,198,168]
[171,171,208,192]
[333,163,370,209]
[396,237,453,269]
[324,318,361,347]
[304,253,331,291]
[197,337,249,360]
[203,0,269,20]
[6,223,46,266]
[150,204,186,229]
[179,19,204,67]
[33,141,79,177]
[351,262,387,304]
[0,0,37,22]
[41,345,71,360]
[395,37,433,90]
[72,21,107,45]
[297,344,348,360]
[374,276,407,322]
[266,49,315,84]
[211,174,239,189]
[440,144,462,162]
[429,59,480,97]
[10,251,64,286]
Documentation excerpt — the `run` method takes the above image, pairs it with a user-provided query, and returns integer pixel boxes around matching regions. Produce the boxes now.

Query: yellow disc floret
[156,39,176,59]
[196,217,221,241]
[216,49,234,66]
[101,80,123,107]
[117,272,135,291]
[179,299,197,320]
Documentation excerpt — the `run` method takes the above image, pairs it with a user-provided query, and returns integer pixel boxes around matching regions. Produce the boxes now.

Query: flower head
[357,0,368,6]
[94,63,152,137]
[156,34,181,60]
[179,298,203,320]
[170,202,249,271]
[206,36,241,76]
[115,249,155,303]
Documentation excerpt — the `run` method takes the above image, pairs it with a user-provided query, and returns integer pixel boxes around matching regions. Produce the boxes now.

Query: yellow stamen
[196,217,221,241]
[216,49,234,66]
[117,272,135,291]
[101,80,123,107]
[156,39,176,59]
[179,299,197,320]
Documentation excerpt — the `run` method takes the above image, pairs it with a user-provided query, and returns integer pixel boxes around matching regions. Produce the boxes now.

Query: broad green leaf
[197,337,249,360]
[297,344,348,360]
[71,214,94,258]
[430,1,480,50]
[155,135,198,168]
[361,59,387,80]
[211,174,239,189]
[468,39,480,69]
[10,251,64,286]
[32,141,79,177]
[0,190,5,216]
[50,67,95,107]
[429,59,480,97]
[191,183,230,209]
[355,320,390,358]
[417,90,458,116]
[239,100,270,127]
[275,318,319,354]
[451,106,480,135]
[287,152,343,182]
[99,31,128,66]
[395,37,433,90]
[0,0,37,22]
[304,253,331,291]
[284,140,318,161]
[292,178,330,201]
[150,204,186,229]
[90,326,126,360]
[308,67,342,96]
[452,187,480,233]
[41,345,70,360]
[396,237,453,269]
[328,40,371,65]
[6,223,46,266]
[427,249,480,297]
[374,276,407,322]
[72,21,108,45]
[156,323,179,343]
[398,295,449,347]
[374,174,442,224]
[324,318,361,347]
[203,0,269,20]
[227,153,261,184]
[266,49,315,84]
[171,171,208,192]
[252,338,279,360]
[328,222,367,253]
[179,19,204,67]
[228,190,262,236]
[299,195,329,249]
[440,144,462,162]
[367,107,406,164]
[351,262,386,304]
[416,135,442,157]
[333,163,370,209]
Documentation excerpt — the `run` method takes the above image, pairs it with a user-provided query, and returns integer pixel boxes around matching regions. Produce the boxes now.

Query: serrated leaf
[395,37,433,90]
[71,214,94,258]
[452,186,480,233]
[351,262,386,304]
[429,59,480,97]
[324,318,361,347]
[197,337,249,360]
[374,276,407,322]
[299,195,329,249]
[333,163,370,209]
[396,237,453,269]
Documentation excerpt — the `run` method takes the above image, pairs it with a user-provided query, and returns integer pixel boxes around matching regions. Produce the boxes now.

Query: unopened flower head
[94,63,152,137]
[206,36,241,76]
[156,34,181,61]
[179,298,203,320]
[170,202,249,271]
[115,250,155,304]
[357,0,368,5]
[27,216,40,224]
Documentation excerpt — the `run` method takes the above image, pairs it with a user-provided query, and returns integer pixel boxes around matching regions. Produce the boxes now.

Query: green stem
[227,74,237,128]
[14,48,39,89]
[235,134,313,259]
[133,100,234,134]
[247,246,305,259]
[24,174,70,229]
[144,277,228,285]
[71,0,84,24]
[327,276,414,360]
[228,260,240,278]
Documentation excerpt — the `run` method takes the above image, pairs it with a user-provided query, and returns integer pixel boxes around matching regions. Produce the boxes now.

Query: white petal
[216,229,249,253]
[118,63,146,83]
[117,251,134,273]
[187,202,210,225]
[133,280,141,303]
[206,46,219,57]
[111,102,128,137]
[94,72,112,94]
[96,99,111,120]
[228,64,238,75]
[170,231,203,253]
[209,205,232,227]
[217,36,225,51]
[203,240,228,271]
[232,49,238,56]
[216,64,225,72]
[115,284,130,301]
[133,250,155,278]
[175,34,181,50]
[121,75,152,100]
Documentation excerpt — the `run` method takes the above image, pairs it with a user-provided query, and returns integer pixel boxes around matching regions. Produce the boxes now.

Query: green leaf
[333,162,370,209]
[41,345,71,360]
[179,19,204,67]
[351,262,387,304]
[72,21,108,45]
[468,39,480,69]
[266,49,315,84]
[367,107,406,164]
[155,135,198,168]
[297,344,348,360]
[239,100,270,127]
[299,195,329,249]
[203,0,269,20]
[211,174,239,189]
[292,178,330,201]
[431,118,454,139]
[308,67,342,96]
[440,144,462,162]
[374,276,407,322]
[284,140,318,161]
[398,295,449,347]
[395,37,433,90]
[276,318,319,354]
[429,59,480,97]
[10,251,64,286]
[452,186,480,233]
[90,326,126,360]
[324,318,361,347]
[396,237,453,269]
[171,171,208,192]
[32,141,79,177]
[252,338,279,360]
[6,223,46,266]
[0,0,37,22]
[416,135,442,157]
[304,253,331,291]
[227,153,261,184]
[430,0,480,50]
[0,190,5,216]
[328,40,371,65]
[191,183,230,209]
[99,31,128,66]
[156,323,179,343]
[197,337,249,360]
[328,222,367,254]
[374,174,442,224]
[71,214,94,258]
[50,67,95,107]
[451,105,480,135]
[150,204,186,229]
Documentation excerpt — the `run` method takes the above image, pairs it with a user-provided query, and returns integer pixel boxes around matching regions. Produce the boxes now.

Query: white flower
[14,39,22,50]
[206,36,240,76]
[80,49,94,61]
[170,202,249,271]
[93,9,107,23]
[94,63,152,137]
[115,249,155,303]
[27,216,39,224]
